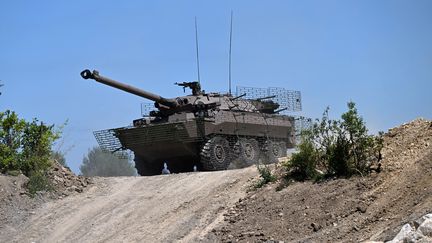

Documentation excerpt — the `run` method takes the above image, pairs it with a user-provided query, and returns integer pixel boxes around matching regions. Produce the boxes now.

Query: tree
[80,147,136,176]
[0,110,26,172]
[0,110,60,175]
[20,119,59,174]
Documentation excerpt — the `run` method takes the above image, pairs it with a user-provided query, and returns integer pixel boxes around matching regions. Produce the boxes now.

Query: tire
[200,136,232,171]
[235,138,260,167]
[279,141,287,157]
[263,140,284,164]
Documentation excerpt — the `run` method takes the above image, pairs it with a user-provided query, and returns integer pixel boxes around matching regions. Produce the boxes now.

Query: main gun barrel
[80,69,178,108]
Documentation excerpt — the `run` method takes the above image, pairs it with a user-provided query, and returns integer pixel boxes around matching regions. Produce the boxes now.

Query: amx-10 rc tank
[81,69,302,175]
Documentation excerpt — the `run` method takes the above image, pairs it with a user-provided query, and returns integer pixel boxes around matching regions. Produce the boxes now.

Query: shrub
[0,110,60,176]
[27,170,53,196]
[20,119,59,175]
[327,136,350,176]
[255,163,276,188]
[340,101,376,174]
[287,102,382,180]
[287,139,317,180]
[0,110,26,172]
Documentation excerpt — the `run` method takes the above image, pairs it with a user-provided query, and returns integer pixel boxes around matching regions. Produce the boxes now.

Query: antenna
[228,11,233,95]
[195,17,201,84]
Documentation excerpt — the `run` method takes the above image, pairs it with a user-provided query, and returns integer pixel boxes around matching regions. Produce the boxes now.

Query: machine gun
[175,81,202,95]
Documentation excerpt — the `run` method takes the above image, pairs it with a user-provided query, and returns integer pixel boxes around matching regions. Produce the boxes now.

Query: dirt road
[5,167,257,243]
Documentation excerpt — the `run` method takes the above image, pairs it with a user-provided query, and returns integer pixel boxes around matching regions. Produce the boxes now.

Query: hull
[112,112,295,174]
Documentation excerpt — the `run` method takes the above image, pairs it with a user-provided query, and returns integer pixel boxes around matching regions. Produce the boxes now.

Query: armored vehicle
[81,69,301,175]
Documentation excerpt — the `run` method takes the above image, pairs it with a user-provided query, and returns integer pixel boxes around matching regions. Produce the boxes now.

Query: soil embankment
[209,118,432,242]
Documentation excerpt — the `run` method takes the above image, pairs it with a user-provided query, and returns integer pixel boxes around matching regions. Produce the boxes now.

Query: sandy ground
[3,167,257,243]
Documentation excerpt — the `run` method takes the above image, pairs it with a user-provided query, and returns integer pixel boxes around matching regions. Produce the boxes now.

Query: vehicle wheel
[235,138,260,167]
[200,136,231,171]
[263,140,284,163]
[134,156,162,176]
[279,141,287,157]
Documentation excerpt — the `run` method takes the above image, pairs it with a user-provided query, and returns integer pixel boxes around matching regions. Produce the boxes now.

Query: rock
[388,223,423,243]
[240,231,255,237]
[68,186,77,192]
[388,224,412,242]
[357,204,367,213]
[311,222,321,232]
[418,215,432,237]
[414,214,431,228]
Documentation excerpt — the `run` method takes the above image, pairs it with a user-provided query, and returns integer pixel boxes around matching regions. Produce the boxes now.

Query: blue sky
[1,1,431,174]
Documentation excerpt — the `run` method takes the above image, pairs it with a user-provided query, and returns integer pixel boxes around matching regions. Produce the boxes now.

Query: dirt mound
[47,161,92,198]
[0,174,42,236]
[208,118,432,242]
[383,118,431,170]
[0,161,92,240]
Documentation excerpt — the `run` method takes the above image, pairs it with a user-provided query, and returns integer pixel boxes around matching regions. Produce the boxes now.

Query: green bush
[0,110,26,172]
[287,139,317,180]
[255,163,276,188]
[20,119,59,174]
[27,170,53,196]
[0,110,60,176]
[287,102,382,180]
[327,137,350,176]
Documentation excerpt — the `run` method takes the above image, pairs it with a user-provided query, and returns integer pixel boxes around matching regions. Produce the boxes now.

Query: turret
[80,69,179,108]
